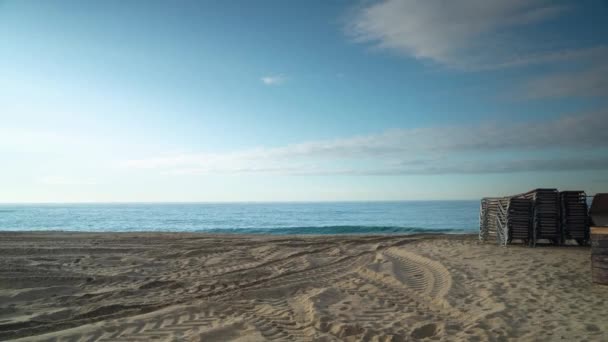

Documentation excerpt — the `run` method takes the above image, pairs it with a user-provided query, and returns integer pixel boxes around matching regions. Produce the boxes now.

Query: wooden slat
[592,267,608,285]
[592,227,608,285]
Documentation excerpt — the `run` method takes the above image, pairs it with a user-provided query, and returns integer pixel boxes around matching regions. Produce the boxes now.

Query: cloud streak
[152,157,608,176]
[124,111,608,176]
[37,176,98,186]
[524,63,608,99]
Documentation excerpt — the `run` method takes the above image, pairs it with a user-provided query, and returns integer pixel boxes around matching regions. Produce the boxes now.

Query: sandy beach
[1,232,606,341]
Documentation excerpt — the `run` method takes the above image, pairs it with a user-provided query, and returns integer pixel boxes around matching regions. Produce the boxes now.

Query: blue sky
[1,0,607,202]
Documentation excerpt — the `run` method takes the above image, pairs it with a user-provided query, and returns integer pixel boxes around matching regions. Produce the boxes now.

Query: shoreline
[0,231,478,237]
[1,232,605,341]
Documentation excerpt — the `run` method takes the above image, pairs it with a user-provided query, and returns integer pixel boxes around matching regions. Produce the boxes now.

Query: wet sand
[1,232,607,341]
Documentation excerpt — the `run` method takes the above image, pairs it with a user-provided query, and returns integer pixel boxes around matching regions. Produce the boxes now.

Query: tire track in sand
[24,251,372,342]
[382,247,452,301]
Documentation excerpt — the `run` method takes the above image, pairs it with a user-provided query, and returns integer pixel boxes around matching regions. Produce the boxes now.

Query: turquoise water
[0,201,478,234]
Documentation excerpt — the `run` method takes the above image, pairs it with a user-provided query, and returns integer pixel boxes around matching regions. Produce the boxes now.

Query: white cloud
[260,75,286,85]
[346,0,567,69]
[123,111,608,176]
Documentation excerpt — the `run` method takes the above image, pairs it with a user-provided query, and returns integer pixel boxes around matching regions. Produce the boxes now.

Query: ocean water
[0,201,478,234]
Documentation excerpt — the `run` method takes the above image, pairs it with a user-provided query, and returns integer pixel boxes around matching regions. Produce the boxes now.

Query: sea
[0,201,478,235]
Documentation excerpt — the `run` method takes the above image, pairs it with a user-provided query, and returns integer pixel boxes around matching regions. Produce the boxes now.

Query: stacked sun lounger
[479,197,504,244]
[480,188,589,247]
[507,197,533,245]
[522,189,561,245]
[560,191,589,245]
[480,197,533,246]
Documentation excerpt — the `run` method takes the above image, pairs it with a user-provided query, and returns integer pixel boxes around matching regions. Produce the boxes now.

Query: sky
[1,0,608,202]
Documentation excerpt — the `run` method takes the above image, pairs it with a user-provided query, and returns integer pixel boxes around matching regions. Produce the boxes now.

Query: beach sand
[1,232,607,341]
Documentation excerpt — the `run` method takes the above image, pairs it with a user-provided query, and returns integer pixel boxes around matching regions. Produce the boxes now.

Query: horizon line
[0,199,482,205]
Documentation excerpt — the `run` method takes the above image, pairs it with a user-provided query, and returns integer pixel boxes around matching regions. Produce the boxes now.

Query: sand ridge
[0,232,607,341]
